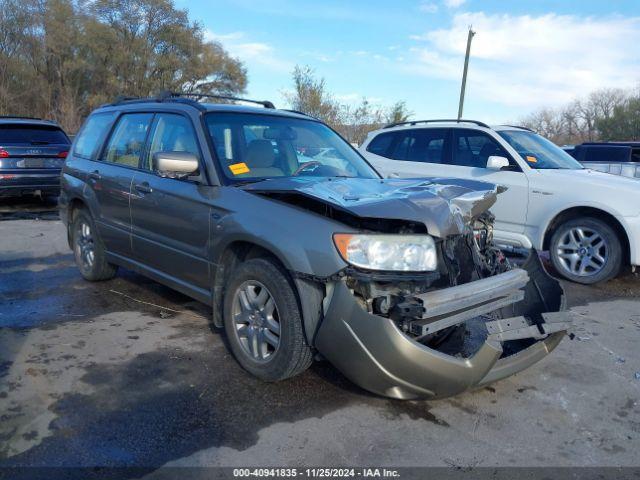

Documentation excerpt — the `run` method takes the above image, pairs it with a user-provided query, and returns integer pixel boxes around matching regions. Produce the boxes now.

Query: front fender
[209,188,352,277]
[531,201,631,251]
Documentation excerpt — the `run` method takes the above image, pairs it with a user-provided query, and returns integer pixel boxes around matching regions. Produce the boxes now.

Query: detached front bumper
[315,253,572,399]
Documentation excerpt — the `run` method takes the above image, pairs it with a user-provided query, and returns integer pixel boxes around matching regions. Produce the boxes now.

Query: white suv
[360,120,640,284]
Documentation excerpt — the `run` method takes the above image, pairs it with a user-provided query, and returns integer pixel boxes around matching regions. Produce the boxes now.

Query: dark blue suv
[0,116,71,198]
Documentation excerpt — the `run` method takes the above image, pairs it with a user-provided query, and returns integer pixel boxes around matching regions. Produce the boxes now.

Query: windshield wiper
[232,178,270,187]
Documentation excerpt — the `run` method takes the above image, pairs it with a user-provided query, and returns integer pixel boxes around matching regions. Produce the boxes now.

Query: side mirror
[486,155,510,170]
[153,151,199,178]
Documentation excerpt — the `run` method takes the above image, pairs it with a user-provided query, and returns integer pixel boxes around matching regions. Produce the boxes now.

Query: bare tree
[520,87,631,144]
[284,65,411,145]
[341,98,385,145]
[589,88,627,120]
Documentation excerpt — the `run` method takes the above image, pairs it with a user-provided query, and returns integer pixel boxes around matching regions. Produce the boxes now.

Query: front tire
[549,217,622,284]
[72,209,118,281]
[223,257,312,381]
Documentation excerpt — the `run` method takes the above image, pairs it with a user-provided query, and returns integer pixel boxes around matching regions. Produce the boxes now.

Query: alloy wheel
[75,221,95,270]
[556,226,608,277]
[231,280,281,362]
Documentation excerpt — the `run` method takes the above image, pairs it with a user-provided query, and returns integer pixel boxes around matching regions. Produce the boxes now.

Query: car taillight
[0,149,9,158]
[58,151,69,159]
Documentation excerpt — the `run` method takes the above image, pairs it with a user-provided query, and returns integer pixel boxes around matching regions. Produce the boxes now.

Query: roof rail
[105,95,209,111]
[112,95,140,104]
[384,119,490,129]
[280,109,317,119]
[157,91,276,109]
[106,92,276,110]
[502,124,535,132]
[582,141,640,146]
[0,115,44,121]
[105,96,158,108]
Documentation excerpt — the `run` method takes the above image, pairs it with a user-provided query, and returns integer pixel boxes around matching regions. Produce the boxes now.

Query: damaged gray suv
[60,93,572,399]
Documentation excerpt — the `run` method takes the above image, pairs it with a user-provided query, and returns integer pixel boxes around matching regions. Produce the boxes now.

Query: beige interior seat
[244,140,284,177]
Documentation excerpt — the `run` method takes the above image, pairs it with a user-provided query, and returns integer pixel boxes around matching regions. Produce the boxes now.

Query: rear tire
[549,217,622,284]
[223,257,312,381]
[72,209,118,281]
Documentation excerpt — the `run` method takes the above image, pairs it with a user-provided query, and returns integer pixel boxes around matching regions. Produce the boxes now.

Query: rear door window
[0,124,69,145]
[73,112,117,159]
[389,131,417,160]
[386,129,448,163]
[102,113,153,168]
[144,114,200,171]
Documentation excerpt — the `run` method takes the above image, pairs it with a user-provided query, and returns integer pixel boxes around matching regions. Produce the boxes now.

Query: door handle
[88,170,101,182]
[134,182,153,194]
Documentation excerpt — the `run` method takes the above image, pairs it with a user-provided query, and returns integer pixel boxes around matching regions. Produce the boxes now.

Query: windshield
[204,113,379,183]
[498,130,584,170]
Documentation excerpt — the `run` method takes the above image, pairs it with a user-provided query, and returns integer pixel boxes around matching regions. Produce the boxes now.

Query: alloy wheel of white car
[550,218,622,284]
[555,226,608,277]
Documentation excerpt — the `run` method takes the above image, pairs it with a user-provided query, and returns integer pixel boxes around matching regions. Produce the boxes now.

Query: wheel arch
[65,197,89,248]
[542,206,630,264]
[211,240,324,347]
[68,197,87,217]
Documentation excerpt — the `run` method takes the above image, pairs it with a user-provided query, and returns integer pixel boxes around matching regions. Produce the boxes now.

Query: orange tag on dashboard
[229,162,250,175]
[526,156,537,163]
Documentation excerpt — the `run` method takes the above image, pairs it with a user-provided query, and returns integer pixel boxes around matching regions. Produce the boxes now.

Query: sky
[184,0,640,123]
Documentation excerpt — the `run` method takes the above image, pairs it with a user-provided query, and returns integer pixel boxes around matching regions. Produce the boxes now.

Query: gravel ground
[1,202,639,478]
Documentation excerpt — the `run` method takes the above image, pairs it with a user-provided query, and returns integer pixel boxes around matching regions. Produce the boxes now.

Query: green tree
[385,101,412,124]
[596,97,640,141]
[89,0,246,97]
[284,65,343,129]
[0,0,247,132]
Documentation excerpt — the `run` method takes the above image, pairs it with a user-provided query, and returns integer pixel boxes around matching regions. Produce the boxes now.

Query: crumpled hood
[242,176,505,238]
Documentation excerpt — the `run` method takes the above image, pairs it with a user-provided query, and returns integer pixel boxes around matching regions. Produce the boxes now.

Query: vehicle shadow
[1,250,461,477]
[0,196,59,221]
[13,235,636,474]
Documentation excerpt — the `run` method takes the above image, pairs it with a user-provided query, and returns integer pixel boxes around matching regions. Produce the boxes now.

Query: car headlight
[333,234,438,271]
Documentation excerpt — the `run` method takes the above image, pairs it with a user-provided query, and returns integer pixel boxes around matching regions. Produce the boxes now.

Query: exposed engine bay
[244,176,570,398]
[342,210,532,352]
[245,175,567,348]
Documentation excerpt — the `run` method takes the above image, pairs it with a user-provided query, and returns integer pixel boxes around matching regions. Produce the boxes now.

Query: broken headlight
[333,234,437,271]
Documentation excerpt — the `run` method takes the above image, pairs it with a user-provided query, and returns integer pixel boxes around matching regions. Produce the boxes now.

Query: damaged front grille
[345,212,514,350]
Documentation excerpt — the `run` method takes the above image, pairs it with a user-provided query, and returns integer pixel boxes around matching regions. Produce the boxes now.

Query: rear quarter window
[366,132,395,157]
[73,112,117,159]
[0,124,69,145]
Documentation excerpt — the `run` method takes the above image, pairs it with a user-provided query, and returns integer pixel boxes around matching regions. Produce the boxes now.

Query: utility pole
[457,26,475,120]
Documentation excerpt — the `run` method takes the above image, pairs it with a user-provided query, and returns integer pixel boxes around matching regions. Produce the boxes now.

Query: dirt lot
[1,202,640,477]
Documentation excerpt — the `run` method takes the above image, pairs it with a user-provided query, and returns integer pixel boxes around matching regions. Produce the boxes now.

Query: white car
[359,120,640,284]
